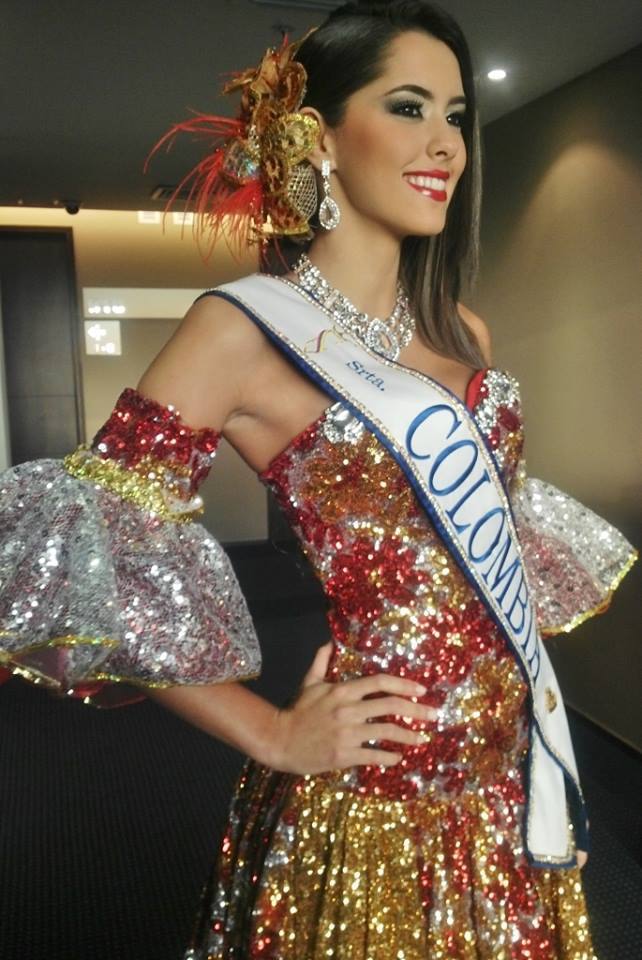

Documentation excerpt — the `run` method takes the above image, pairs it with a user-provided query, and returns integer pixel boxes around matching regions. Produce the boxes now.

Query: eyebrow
[384,84,467,107]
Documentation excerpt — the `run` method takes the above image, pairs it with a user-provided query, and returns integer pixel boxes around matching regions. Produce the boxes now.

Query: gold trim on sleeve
[539,549,638,637]
[63,446,204,523]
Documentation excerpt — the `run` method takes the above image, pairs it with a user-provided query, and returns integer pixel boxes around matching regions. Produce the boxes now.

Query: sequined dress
[195,368,634,960]
[0,372,636,960]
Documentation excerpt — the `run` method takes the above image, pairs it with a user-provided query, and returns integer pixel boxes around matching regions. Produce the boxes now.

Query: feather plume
[145,111,264,259]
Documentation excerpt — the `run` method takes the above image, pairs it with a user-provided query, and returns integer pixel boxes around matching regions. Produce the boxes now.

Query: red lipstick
[403,170,449,202]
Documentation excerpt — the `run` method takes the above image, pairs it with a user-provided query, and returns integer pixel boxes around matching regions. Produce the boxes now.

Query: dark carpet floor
[0,598,640,960]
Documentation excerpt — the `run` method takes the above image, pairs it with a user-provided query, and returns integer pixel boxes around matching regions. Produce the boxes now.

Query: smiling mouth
[403,174,448,202]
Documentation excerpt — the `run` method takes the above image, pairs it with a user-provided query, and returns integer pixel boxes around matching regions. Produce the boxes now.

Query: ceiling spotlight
[487,69,507,82]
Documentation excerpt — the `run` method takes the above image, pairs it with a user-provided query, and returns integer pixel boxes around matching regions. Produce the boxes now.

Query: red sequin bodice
[260,368,528,802]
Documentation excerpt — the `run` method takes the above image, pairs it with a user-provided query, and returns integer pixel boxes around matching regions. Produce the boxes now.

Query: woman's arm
[138,296,437,774]
[149,644,435,775]
[136,294,265,432]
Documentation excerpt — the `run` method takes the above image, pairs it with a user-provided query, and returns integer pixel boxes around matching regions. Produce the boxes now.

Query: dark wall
[474,48,641,749]
[0,229,83,463]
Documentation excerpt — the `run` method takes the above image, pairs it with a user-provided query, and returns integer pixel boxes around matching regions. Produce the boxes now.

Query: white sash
[214,274,588,866]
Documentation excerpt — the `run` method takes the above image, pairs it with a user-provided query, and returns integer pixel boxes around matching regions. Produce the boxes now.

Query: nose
[425,116,461,161]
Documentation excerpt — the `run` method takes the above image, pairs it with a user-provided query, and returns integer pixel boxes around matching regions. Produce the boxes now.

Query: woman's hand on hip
[268,642,438,775]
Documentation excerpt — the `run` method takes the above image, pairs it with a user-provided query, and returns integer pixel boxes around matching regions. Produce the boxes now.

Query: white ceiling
[1,0,641,212]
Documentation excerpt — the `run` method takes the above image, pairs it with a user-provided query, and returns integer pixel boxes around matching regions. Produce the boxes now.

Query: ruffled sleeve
[471,368,637,637]
[0,389,261,706]
[510,465,637,636]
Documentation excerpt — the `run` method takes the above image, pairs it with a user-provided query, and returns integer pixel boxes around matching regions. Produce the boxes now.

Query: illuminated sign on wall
[84,320,122,356]
[83,287,201,319]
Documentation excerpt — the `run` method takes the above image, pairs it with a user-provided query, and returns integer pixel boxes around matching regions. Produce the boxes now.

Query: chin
[400,217,448,239]
[393,206,448,238]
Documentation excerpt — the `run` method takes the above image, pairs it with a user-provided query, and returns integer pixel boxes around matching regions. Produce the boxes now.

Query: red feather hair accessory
[145,33,320,257]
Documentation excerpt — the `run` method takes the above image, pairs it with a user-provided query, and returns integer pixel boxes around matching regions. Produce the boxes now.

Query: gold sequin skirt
[198,759,597,960]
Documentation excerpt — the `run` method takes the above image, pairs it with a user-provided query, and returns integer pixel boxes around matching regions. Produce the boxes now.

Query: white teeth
[404,175,446,191]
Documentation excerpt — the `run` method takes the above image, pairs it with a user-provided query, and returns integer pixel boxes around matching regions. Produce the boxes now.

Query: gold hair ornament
[146,32,320,255]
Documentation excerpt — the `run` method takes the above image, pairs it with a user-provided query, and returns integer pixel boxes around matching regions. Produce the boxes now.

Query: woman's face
[328,30,468,240]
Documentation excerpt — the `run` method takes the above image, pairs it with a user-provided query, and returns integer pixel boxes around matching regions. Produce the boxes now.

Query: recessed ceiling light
[487,69,507,82]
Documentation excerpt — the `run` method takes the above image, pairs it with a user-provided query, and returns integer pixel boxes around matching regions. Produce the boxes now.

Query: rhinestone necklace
[291,254,415,361]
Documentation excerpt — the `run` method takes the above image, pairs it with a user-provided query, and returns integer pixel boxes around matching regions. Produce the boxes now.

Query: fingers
[301,642,334,689]
[362,722,426,747]
[577,849,588,869]
[338,723,427,770]
[350,674,427,699]
[290,669,440,776]
[340,696,437,725]
[372,695,437,723]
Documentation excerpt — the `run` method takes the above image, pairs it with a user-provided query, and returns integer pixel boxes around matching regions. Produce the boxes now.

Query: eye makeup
[386,98,425,118]
[385,97,467,129]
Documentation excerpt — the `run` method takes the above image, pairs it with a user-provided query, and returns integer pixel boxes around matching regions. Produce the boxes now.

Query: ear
[299,106,337,171]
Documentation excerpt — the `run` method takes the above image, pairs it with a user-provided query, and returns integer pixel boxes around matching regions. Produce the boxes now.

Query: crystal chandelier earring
[318,159,341,230]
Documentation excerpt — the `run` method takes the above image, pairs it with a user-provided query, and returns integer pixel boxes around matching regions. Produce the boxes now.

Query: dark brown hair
[292,0,484,366]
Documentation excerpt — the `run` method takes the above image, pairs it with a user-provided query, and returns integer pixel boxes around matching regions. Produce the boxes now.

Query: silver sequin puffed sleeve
[0,389,260,707]
[511,467,637,635]
[476,368,639,637]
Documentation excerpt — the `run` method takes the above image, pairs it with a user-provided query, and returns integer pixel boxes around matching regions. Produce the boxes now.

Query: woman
[0,2,636,958]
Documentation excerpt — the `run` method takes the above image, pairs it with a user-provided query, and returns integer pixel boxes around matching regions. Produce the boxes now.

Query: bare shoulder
[137,292,269,431]
[457,302,492,366]
[173,292,267,359]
